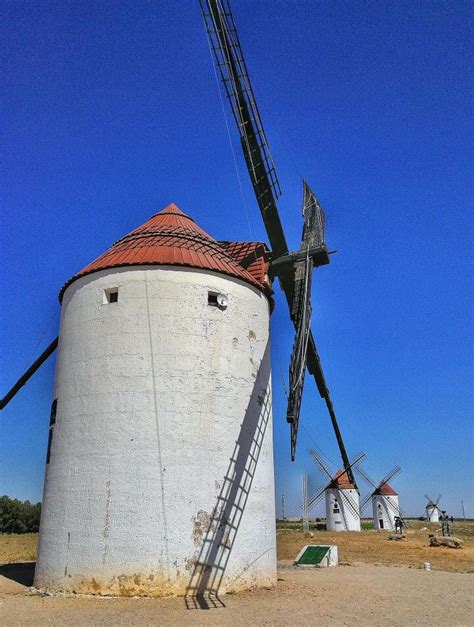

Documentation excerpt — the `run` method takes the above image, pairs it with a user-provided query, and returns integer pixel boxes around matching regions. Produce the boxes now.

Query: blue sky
[1,0,472,517]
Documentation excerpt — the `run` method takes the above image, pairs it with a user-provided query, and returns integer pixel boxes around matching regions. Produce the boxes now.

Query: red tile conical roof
[377,482,398,496]
[326,470,356,490]
[59,204,270,301]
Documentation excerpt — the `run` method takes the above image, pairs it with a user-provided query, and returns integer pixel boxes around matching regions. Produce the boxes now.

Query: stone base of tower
[34,562,277,597]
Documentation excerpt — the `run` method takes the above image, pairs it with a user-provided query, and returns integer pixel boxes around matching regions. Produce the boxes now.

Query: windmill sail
[287,184,321,458]
[287,250,312,460]
[383,495,403,519]
[200,0,284,253]
[201,0,357,486]
[338,489,360,521]
[302,179,325,248]
[378,466,401,488]
[354,464,378,490]
[306,486,326,511]
[0,337,58,410]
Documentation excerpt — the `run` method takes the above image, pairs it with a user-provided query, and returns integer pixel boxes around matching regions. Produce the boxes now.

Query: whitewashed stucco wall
[325,488,361,532]
[34,265,277,596]
[426,504,439,523]
[372,494,400,530]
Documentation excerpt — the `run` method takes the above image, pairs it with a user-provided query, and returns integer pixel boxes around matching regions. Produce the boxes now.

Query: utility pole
[302,474,309,532]
[461,500,466,521]
[281,493,285,520]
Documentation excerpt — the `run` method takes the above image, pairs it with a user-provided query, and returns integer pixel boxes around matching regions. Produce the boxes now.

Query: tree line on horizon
[0,495,41,534]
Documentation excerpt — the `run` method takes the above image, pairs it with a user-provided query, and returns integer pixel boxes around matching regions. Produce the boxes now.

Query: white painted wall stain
[34,266,277,596]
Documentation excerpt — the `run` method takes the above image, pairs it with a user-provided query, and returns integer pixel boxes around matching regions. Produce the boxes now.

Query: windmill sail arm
[339,489,360,520]
[292,294,356,486]
[201,0,288,259]
[397,505,408,523]
[280,274,331,399]
[309,449,333,480]
[0,337,59,410]
[306,332,358,489]
[379,465,401,487]
[287,252,313,460]
[201,0,356,486]
[302,180,326,248]
[306,331,330,397]
[354,465,378,490]
[383,497,409,527]
[306,487,325,511]
[384,496,401,517]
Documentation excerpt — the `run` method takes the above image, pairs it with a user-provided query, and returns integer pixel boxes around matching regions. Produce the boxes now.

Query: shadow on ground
[0,562,35,587]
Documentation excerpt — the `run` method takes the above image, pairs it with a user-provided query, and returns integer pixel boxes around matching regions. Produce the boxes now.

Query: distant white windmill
[424,494,442,522]
[306,450,365,532]
[355,464,403,531]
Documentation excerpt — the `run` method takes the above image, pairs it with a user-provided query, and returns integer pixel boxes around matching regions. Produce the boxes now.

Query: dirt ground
[1,563,472,626]
[1,525,473,626]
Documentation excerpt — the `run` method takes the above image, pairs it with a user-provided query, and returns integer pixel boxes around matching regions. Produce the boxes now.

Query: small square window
[104,288,119,304]
[208,291,218,306]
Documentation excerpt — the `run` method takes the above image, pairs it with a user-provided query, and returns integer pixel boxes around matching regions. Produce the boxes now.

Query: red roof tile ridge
[327,470,356,490]
[59,205,272,302]
[150,203,195,221]
[378,481,398,496]
[113,228,218,248]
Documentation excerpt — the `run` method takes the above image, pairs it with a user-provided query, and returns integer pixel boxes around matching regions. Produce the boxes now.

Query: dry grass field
[277,519,474,573]
[0,534,37,565]
[0,523,473,625]
[2,520,473,572]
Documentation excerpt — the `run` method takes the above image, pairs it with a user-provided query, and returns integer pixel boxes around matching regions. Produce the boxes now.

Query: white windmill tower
[33,205,278,597]
[306,450,365,532]
[425,495,442,522]
[355,465,403,531]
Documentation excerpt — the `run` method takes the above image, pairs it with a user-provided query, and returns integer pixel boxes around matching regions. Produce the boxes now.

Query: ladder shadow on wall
[184,341,272,610]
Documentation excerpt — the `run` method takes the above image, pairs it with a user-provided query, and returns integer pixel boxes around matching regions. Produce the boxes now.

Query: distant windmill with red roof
[355,464,403,531]
[306,450,366,532]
